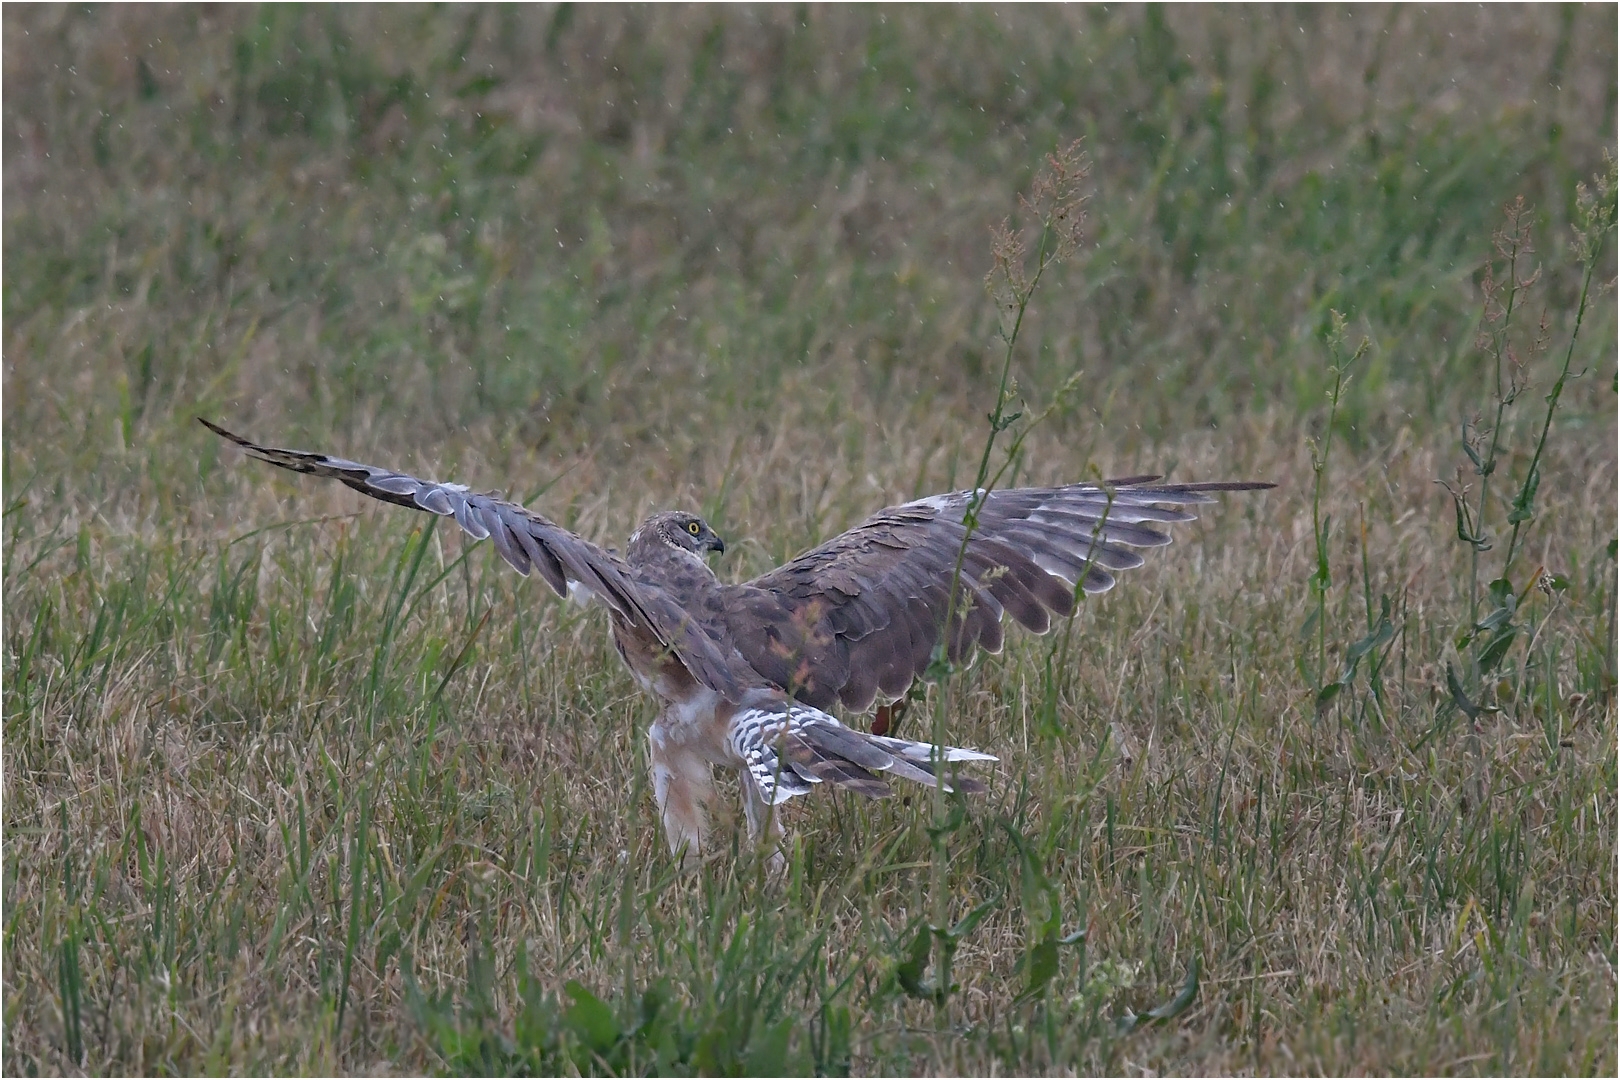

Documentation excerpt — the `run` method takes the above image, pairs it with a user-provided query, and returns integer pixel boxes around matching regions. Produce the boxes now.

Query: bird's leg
[871,697,910,737]
[741,776,788,877]
[647,722,713,869]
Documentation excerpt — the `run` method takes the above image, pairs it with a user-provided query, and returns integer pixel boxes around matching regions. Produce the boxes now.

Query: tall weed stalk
[1304,316,1402,732]
[1438,158,1616,761]
[1304,314,1370,713]
[913,142,1089,1023]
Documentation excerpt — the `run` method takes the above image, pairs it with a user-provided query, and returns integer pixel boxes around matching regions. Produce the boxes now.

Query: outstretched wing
[200,419,742,695]
[724,478,1272,712]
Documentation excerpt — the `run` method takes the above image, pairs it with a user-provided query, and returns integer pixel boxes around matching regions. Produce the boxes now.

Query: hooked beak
[708,535,726,556]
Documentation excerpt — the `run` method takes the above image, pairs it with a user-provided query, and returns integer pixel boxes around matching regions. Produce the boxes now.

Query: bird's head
[635,511,726,558]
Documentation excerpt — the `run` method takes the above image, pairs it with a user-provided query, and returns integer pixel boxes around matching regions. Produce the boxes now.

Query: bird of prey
[201,418,1270,864]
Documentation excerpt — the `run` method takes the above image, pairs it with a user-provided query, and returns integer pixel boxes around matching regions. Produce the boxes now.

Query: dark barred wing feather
[729,478,1272,712]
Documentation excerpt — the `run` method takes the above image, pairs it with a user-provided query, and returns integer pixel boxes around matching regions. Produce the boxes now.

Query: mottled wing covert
[727,478,1272,712]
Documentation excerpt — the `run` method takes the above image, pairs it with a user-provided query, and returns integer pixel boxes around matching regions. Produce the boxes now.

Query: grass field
[3,6,1616,1075]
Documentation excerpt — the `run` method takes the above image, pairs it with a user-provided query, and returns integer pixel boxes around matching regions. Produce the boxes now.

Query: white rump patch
[911,493,958,512]
[668,688,721,735]
[908,489,983,514]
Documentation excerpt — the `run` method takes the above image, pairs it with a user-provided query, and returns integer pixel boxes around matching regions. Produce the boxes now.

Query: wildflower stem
[1468,213,1527,626]
[1502,240,1601,571]
[928,143,1087,1024]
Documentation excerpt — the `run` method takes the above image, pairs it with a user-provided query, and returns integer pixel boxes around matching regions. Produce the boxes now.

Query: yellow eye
[688,521,702,535]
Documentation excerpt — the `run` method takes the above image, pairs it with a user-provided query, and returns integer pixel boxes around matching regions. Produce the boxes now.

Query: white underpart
[667,687,721,737]
[566,580,597,607]
[644,721,711,859]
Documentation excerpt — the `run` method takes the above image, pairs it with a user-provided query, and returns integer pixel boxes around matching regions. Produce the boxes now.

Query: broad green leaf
[1461,421,1484,470]
[1476,626,1518,676]
[1344,616,1395,669]
[1145,956,1201,1022]
[895,924,934,1001]
[1507,465,1540,523]
[563,980,620,1053]
[947,896,1000,941]
[1118,956,1200,1033]
[1017,939,1060,1003]
[1446,663,1481,720]
[744,1017,793,1076]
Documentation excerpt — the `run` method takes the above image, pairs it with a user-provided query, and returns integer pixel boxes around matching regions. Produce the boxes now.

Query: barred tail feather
[729,694,995,806]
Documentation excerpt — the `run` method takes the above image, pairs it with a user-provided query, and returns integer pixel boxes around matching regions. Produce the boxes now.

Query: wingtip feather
[199,416,253,449]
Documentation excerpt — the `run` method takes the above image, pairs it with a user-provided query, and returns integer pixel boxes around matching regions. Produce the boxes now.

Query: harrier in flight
[202,419,1270,864]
